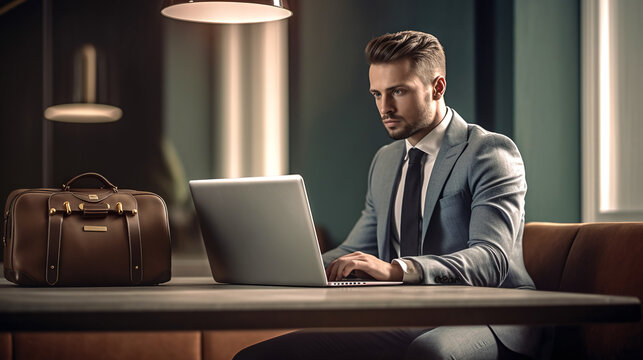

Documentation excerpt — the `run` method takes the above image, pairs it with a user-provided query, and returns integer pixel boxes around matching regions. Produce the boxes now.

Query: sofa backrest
[523,222,643,359]
[522,223,579,291]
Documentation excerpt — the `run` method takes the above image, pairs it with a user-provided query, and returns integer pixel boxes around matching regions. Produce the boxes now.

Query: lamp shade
[44,44,122,123]
[44,103,122,123]
[161,0,292,24]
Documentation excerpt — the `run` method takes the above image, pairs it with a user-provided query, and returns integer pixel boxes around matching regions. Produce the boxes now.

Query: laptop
[189,175,403,287]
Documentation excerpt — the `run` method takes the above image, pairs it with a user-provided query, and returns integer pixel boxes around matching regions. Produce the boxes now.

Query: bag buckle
[81,202,110,218]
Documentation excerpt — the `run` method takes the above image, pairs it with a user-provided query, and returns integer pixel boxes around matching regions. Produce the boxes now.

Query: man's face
[369,58,438,145]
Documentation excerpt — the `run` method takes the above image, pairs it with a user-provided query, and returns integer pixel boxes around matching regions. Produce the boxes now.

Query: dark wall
[0,0,174,196]
[49,0,166,193]
[0,0,189,258]
[0,0,44,204]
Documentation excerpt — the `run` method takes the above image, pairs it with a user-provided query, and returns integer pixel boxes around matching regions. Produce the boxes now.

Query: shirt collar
[404,106,453,159]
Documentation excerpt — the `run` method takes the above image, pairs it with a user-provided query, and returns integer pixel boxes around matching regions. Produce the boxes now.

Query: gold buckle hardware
[63,201,71,215]
[115,202,136,215]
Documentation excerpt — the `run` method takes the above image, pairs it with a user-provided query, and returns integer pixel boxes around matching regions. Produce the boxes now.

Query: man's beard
[384,101,434,140]
[386,124,425,140]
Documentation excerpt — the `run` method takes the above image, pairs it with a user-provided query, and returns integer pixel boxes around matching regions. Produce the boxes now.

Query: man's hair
[365,30,446,84]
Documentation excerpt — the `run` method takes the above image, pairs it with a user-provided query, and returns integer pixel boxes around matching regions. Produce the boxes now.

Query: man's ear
[433,76,446,100]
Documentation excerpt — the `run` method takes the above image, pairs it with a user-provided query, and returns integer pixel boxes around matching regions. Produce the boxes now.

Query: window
[582,0,643,221]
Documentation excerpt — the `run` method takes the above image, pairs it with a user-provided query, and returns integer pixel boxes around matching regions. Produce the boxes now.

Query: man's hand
[325,251,404,281]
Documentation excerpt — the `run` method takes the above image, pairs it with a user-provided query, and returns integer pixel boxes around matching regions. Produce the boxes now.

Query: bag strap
[46,211,63,285]
[125,211,143,284]
[62,172,118,192]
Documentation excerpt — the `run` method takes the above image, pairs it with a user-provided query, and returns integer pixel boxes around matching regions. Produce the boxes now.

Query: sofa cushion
[12,332,201,360]
[556,222,643,359]
[559,222,643,296]
[522,222,579,291]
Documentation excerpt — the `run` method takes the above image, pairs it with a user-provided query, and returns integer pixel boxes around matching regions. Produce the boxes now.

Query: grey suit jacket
[322,109,549,357]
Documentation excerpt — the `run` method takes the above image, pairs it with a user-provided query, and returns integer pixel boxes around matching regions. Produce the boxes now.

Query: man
[235,30,549,360]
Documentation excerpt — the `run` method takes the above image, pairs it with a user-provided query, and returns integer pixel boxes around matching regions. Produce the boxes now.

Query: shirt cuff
[392,258,422,284]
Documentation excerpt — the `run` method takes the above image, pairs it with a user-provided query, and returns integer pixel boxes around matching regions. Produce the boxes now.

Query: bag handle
[62,172,118,192]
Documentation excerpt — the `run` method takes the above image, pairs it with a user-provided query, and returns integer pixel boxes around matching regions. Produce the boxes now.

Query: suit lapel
[378,142,405,261]
[421,110,469,244]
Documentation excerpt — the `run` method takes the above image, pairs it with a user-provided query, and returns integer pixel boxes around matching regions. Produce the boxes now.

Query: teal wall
[162,0,582,249]
[290,0,476,246]
[293,0,581,247]
[164,20,213,183]
[514,0,581,222]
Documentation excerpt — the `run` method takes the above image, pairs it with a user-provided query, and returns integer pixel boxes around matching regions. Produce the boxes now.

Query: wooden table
[0,277,639,331]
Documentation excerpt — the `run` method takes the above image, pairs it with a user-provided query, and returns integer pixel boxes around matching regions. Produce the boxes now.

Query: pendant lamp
[44,44,122,123]
[161,0,292,24]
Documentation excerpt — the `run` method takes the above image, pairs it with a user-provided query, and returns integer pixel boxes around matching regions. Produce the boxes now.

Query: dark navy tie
[400,148,424,257]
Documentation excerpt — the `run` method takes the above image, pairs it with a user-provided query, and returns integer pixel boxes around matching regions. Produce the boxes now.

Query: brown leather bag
[2,172,171,286]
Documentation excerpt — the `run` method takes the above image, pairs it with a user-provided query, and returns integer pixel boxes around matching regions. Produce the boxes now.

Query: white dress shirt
[392,107,452,283]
